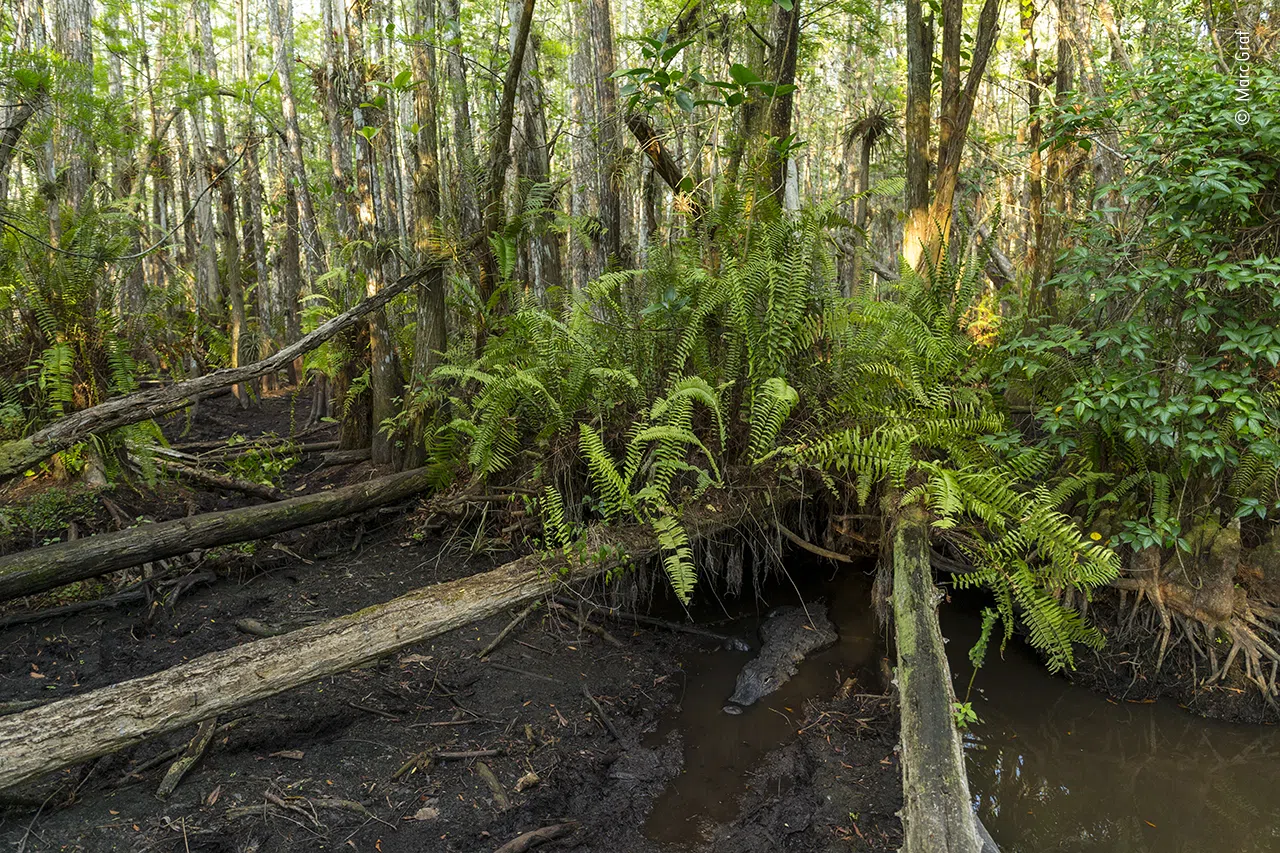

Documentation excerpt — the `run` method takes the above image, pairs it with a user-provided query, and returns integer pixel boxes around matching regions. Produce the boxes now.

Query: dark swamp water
[642,562,1280,851]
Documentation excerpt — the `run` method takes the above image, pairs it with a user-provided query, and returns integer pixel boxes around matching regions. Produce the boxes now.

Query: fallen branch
[156,717,218,798]
[479,601,541,659]
[580,683,623,743]
[494,822,578,853]
[0,467,437,602]
[0,569,215,630]
[151,456,284,501]
[557,597,735,645]
[0,497,756,791]
[774,520,854,563]
[320,448,372,466]
[549,601,623,648]
[0,263,437,482]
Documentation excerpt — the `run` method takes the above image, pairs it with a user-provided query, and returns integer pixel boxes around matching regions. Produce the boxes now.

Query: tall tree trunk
[347,0,399,463]
[766,0,800,203]
[905,0,1002,271]
[405,0,447,469]
[1022,0,1044,303]
[52,0,92,210]
[589,0,621,268]
[510,0,562,296]
[902,0,933,270]
[184,22,222,327]
[322,0,355,241]
[441,0,481,243]
[267,0,328,284]
[236,0,273,386]
[194,0,248,405]
[475,0,536,323]
[568,0,599,291]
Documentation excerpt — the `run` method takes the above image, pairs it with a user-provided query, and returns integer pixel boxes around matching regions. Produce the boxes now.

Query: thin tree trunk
[268,0,328,282]
[589,0,621,267]
[404,0,447,470]
[568,0,598,291]
[347,0,399,464]
[442,0,481,243]
[766,0,800,203]
[476,0,536,322]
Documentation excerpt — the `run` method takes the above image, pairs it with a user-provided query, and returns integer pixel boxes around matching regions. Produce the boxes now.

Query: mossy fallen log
[0,467,436,602]
[0,498,753,792]
[0,264,436,483]
[891,501,983,853]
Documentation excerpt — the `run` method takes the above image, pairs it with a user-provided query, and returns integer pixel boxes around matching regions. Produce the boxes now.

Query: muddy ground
[0,393,903,853]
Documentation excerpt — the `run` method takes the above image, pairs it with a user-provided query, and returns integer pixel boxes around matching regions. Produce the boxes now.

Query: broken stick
[479,601,540,659]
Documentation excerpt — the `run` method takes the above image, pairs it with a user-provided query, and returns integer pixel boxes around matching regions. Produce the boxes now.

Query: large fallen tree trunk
[0,468,436,602]
[0,264,437,483]
[890,501,986,853]
[0,499,753,792]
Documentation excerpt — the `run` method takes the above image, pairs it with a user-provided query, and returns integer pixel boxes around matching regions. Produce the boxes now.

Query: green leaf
[675,90,695,113]
[729,64,762,86]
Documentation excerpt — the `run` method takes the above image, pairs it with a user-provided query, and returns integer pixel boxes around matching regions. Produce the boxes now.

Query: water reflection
[945,606,1280,853]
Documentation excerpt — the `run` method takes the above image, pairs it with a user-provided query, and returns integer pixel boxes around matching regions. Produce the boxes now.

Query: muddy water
[944,605,1280,853]
[642,568,882,846]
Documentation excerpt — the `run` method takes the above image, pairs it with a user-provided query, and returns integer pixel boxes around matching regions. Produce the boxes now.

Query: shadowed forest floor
[0,394,902,852]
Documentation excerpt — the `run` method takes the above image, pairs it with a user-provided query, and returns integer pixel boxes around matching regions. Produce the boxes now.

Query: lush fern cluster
[792,252,1120,671]
[403,204,843,600]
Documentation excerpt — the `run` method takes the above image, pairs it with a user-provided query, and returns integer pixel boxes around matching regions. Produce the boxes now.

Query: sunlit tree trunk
[903,0,1001,271]
[404,0,447,470]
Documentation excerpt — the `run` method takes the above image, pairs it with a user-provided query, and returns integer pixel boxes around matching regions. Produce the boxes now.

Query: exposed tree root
[1111,571,1280,706]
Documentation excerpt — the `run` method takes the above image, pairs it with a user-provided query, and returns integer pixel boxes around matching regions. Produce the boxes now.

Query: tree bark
[0,265,436,482]
[0,467,437,602]
[476,0,536,319]
[267,0,328,282]
[890,501,981,853]
[441,0,481,243]
[405,0,447,469]
[347,0,400,464]
[902,0,934,270]
[0,500,756,792]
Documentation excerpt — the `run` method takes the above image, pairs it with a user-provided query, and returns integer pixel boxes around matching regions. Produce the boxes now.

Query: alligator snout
[721,604,836,715]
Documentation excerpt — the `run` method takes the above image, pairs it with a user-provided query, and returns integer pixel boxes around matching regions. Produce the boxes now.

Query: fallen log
[150,456,284,502]
[0,467,436,602]
[0,498,754,791]
[0,263,436,483]
[890,501,982,853]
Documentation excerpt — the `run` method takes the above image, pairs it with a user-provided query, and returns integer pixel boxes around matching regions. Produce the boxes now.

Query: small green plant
[952,701,979,729]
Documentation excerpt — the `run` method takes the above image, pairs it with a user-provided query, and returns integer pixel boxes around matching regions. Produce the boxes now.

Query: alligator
[722,604,837,714]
